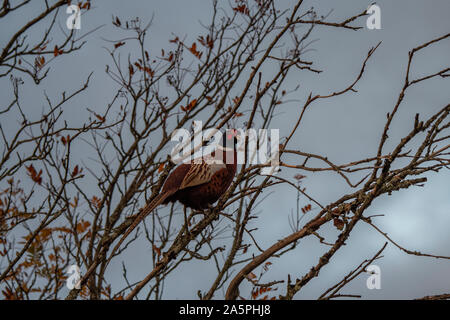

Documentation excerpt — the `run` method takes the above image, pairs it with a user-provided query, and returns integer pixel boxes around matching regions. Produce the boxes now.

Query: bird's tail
[109,191,174,260]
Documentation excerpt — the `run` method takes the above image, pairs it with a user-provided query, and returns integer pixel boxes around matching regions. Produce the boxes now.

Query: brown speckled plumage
[110,130,238,257]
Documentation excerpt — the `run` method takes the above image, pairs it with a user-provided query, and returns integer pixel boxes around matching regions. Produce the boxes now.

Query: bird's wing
[179,156,225,189]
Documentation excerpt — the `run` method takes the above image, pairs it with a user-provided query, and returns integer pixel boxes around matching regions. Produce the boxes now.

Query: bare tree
[0,0,449,300]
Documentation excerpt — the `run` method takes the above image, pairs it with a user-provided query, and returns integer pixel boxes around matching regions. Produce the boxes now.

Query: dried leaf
[247,272,257,280]
[333,218,345,230]
[95,113,105,122]
[26,164,42,185]
[91,196,101,209]
[152,244,161,256]
[233,5,250,15]
[114,41,125,49]
[54,45,63,57]
[301,204,312,214]
[71,165,80,177]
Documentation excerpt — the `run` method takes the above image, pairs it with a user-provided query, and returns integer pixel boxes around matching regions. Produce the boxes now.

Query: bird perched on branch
[110,129,239,257]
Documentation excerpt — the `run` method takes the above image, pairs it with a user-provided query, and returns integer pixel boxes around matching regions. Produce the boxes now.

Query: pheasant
[110,129,239,257]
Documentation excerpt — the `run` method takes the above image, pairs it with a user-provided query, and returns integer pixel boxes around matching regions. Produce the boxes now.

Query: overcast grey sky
[1,0,449,299]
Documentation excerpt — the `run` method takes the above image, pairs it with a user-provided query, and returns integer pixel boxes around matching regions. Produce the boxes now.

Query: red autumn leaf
[144,66,154,77]
[301,204,312,214]
[188,42,203,59]
[95,113,105,122]
[91,196,101,209]
[61,135,70,145]
[71,165,79,177]
[76,220,91,233]
[233,5,250,15]
[189,42,197,54]
[206,35,214,49]
[333,218,345,230]
[26,164,43,185]
[134,62,143,70]
[152,244,161,256]
[158,163,165,173]
[180,99,197,112]
[114,41,125,49]
[187,99,197,110]
[35,56,45,69]
[197,35,214,49]
[54,45,63,57]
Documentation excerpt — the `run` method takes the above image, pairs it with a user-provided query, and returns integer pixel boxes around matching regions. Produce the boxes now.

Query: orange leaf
[189,42,197,54]
[233,5,250,15]
[114,41,125,49]
[76,220,91,233]
[158,163,165,173]
[71,165,79,177]
[54,45,63,57]
[152,244,161,256]
[26,164,42,185]
[61,135,70,145]
[144,66,154,77]
[95,113,105,122]
[333,218,345,230]
[91,196,101,209]
[301,204,312,214]
[187,99,197,110]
